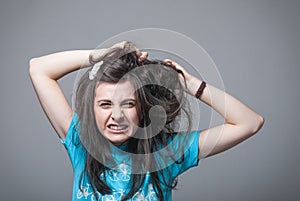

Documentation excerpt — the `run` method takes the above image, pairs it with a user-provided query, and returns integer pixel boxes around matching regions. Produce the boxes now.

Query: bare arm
[165,59,264,159]
[29,50,103,140]
[29,41,147,141]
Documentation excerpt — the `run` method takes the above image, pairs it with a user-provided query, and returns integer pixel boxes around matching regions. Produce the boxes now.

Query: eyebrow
[97,98,136,103]
[97,99,112,103]
[121,99,137,104]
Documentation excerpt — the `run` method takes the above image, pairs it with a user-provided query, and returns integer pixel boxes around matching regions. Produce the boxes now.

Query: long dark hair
[74,42,192,200]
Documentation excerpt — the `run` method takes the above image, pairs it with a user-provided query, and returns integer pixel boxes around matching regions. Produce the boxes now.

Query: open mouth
[107,124,129,133]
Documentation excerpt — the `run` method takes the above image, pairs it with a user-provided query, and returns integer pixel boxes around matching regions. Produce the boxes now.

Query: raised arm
[29,41,147,140]
[29,50,98,140]
[165,59,264,159]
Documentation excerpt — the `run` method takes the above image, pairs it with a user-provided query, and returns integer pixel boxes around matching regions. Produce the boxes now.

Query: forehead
[95,81,136,101]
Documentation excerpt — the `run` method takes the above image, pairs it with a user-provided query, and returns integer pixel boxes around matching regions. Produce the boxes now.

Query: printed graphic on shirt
[106,162,131,181]
[77,184,94,200]
[76,162,158,201]
[77,183,157,201]
[131,184,157,201]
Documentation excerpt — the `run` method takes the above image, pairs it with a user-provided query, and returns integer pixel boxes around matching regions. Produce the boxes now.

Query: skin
[164,59,264,158]
[94,81,139,146]
[29,41,264,160]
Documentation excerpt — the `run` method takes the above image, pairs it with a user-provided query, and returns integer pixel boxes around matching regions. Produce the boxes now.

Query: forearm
[29,49,105,80]
[186,75,264,132]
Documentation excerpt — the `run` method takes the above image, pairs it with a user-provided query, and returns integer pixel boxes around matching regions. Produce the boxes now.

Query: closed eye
[122,101,136,108]
[98,102,112,109]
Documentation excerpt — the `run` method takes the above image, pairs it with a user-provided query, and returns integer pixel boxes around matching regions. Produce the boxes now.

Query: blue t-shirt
[61,113,200,201]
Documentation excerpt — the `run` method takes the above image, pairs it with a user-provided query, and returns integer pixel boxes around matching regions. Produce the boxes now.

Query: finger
[164,59,176,67]
[136,50,142,57]
[112,41,127,49]
[138,51,148,62]
[140,51,148,59]
[164,59,186,74]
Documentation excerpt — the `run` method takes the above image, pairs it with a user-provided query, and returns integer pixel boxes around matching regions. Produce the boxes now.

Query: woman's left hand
[164,59,200,96]
[164,59,191,80]
[136,50,148,62]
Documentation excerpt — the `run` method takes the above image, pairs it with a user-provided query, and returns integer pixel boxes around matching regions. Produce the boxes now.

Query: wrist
[195,81,206,99]
[185,75,202,96]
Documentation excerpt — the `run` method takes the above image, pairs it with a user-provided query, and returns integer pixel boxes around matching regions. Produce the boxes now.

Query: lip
[107,124,129,134]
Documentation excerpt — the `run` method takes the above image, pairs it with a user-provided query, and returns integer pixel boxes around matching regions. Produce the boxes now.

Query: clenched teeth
[109,125,128,130]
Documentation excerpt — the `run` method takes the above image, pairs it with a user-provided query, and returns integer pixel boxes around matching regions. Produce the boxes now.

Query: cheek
[128,109,140,125]
[94,110,110,129]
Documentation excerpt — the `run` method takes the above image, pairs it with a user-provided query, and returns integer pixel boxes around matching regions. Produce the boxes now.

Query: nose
[111,106,124,122]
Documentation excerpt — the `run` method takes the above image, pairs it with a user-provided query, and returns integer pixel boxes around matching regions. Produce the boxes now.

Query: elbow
[29,57,39,78]
[29,58,35,75]
[250,114,265,135]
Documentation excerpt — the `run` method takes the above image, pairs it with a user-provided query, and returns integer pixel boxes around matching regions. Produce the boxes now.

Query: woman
[29,41,264,201]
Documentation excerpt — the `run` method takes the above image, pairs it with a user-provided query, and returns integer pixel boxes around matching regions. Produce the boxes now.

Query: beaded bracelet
[195,81,206,99]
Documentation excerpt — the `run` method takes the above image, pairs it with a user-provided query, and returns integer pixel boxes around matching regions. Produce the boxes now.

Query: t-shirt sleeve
[167,130,201,179]
[59,113,85,170]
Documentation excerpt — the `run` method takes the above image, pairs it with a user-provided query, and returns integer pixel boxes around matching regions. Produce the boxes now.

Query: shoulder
[60,112,86,169]
[156,130,201,179]
[60,112,80,146]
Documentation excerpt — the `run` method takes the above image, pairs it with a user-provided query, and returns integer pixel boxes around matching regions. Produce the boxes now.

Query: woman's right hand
[89,41,148,64]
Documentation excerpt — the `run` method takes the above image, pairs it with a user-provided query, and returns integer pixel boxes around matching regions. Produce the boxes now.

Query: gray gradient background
[0,0,299,200]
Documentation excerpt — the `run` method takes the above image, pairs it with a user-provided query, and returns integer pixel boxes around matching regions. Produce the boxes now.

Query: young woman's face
[94,80,139,146]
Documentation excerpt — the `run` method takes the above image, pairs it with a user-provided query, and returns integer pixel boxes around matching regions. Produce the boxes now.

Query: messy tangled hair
[74,42,192,201]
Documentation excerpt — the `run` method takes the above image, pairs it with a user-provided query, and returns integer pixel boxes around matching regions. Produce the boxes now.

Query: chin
[105,134,130,146]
